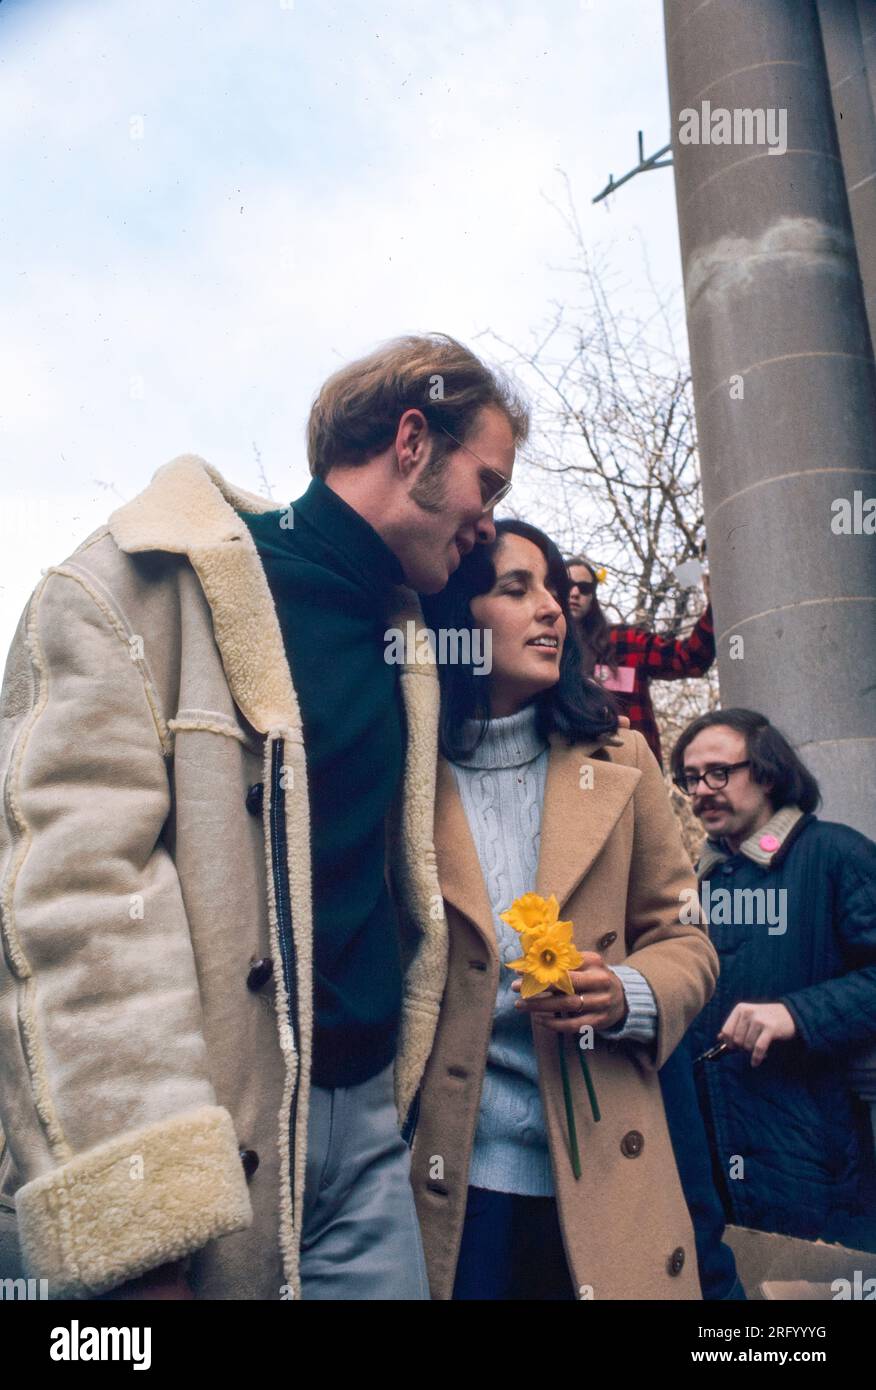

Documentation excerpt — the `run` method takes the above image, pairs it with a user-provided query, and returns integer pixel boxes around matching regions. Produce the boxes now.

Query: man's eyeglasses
[438,425,513,514]
[674,761,751,796]
[568,581,596,597]
[478,465,513,514]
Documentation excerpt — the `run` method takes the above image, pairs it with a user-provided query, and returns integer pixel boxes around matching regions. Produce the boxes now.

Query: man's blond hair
[306,332,529,477]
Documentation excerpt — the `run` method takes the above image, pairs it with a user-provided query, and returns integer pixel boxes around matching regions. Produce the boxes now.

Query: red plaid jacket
[593,604,715,768]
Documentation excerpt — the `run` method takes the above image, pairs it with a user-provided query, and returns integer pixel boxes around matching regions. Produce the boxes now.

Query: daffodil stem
[578,1049,601,1122]
[558,1035,581,1180]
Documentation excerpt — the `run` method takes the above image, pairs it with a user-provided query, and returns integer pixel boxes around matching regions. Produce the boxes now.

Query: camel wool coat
[409,729,720,1300]
[0,455,448,1299]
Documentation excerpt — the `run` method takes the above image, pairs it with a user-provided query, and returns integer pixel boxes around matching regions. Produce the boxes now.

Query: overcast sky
[0,0,684,656]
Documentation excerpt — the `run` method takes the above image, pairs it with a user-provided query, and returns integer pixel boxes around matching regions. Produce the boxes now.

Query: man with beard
[0,334,525,1300]
[671,708,876,1250]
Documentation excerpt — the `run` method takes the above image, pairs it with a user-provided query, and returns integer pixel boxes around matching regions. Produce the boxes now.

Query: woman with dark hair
[408,518,721,1300]
[566,554,715,768]
[429,525,617,763]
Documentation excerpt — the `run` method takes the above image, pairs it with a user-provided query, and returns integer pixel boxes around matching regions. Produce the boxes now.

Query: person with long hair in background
[566,554,715,768]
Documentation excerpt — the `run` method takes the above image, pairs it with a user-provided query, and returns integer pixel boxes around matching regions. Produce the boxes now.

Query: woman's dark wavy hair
[564,554,617,677]
[421,519,618,762]
[670,708,822,814]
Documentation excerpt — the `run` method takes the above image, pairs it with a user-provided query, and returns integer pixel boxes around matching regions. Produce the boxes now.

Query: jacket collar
[434,729,639,953]
[107,453,427,735]
[284,476,406,593]
[696,804,807,879]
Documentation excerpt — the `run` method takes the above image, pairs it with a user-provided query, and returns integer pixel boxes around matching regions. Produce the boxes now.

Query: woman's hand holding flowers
[512,956,628,1033]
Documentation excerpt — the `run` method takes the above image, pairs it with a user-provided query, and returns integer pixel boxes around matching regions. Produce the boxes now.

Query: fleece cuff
[15,1104,252,1298]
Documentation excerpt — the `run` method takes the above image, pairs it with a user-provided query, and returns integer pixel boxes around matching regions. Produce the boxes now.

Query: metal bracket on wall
[593,130,673,204]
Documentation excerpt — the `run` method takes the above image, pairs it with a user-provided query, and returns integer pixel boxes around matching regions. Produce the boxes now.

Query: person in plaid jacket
[566,555,715,768]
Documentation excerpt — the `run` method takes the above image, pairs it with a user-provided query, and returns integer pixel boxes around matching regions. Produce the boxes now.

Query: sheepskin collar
[106,454,424,736]
[107,453,278,553]
[697,804,807,879]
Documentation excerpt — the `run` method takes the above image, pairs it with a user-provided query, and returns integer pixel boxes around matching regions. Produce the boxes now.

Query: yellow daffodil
[499,891,558,942]
[500,891,600,1179]
[507,917,584,998]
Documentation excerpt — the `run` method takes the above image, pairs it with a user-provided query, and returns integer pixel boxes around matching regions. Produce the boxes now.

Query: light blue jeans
[299,1059,431,1300]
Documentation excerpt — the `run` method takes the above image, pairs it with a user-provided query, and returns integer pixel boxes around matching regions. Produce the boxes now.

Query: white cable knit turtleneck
[450,703,554,1194]
[449,701,657,1197]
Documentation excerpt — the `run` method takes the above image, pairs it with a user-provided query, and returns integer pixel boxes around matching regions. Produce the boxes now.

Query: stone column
[858,0,876,136]
[818,0,876,351]
[664,0,876,840]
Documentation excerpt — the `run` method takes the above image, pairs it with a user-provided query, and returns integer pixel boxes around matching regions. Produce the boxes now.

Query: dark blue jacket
[687,813,876,1243]
[659,1037,746,1298]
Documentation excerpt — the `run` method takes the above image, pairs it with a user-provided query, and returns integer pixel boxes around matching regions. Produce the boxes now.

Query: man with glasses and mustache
[670,708,876,1251]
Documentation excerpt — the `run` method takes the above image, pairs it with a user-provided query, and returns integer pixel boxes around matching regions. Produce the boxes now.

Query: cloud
[0,0,682,656]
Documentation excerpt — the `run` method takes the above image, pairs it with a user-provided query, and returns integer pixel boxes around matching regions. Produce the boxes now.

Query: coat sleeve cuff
[602,966,659,1042]
[15,1104,253,1298]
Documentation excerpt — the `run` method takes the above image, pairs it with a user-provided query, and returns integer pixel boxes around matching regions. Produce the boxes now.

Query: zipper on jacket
[695,1051,736,1221]
[401,1087,420,1149]
[270,737,300,1228]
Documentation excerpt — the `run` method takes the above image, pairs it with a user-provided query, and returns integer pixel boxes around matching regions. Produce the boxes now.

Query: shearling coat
[0,455,447,1299]
[409,729,720,1300]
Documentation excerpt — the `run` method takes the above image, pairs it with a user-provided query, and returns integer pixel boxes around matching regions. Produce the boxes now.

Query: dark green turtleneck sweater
[240,479,406,1089]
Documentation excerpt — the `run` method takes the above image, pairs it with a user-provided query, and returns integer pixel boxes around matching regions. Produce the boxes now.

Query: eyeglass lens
[685,768,729,792]
[481,474,511,510]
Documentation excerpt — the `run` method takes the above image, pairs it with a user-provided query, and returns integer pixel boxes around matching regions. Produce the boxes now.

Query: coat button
[620,1130,644,1158]
[667,1246,685,1276]
[245,782,264,816]
[239,1149,260,1181]
[597,931,617,950]
[247,957,274,991]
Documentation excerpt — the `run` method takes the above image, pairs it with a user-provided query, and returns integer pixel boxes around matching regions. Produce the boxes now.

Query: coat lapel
[433,754,498,956]
[108,454,300,735]
[434,730,642,947]
[388,589,447,956]
[536,734,641,912]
